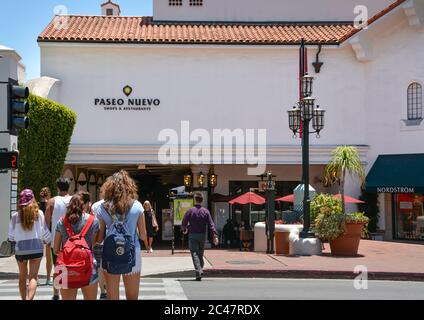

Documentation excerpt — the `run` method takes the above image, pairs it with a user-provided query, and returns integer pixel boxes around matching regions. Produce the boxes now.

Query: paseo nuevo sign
[94,85,160,111]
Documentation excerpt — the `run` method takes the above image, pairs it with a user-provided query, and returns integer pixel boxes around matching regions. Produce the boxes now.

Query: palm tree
[324,146,365,214]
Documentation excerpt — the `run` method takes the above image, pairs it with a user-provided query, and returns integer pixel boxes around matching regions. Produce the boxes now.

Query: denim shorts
[15,252,43,262]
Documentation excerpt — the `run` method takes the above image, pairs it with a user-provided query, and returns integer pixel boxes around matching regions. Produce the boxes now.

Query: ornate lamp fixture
[197,172,206,188]
[301,73,314,98]
[288,106,301,134]
[312,105,326,136]
[208,168,218,188]
[183,174,192,188]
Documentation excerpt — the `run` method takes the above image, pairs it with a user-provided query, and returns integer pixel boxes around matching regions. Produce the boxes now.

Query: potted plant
[328,212,369,255]
[321,146,368,256]
[314,209,369,255]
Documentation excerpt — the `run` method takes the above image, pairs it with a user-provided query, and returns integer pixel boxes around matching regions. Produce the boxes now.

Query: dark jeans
[188,233,206,277]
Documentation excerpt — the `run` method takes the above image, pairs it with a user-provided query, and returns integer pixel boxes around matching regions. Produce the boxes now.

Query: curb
[202,269,424,282]
[2,269,423,282]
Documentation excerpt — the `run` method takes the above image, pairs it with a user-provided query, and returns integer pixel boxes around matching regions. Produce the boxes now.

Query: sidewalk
[203,240,424,281]
[0,248,203,279]
[1,240,423,281]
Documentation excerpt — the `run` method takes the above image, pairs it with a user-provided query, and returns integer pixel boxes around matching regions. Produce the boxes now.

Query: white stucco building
[34,0,424,242]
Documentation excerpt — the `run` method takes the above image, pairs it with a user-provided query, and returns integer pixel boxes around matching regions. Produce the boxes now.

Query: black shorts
[15,253,43,262]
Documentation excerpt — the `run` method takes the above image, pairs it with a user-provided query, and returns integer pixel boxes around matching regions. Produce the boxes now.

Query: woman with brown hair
[96,170,147,300]
[53,193,99,300]
[8,189,51,300]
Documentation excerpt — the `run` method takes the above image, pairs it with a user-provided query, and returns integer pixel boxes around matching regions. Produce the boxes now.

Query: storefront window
[394,193,424,240]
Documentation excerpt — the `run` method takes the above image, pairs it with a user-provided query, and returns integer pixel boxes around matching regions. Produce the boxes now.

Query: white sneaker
[149,248,153,253]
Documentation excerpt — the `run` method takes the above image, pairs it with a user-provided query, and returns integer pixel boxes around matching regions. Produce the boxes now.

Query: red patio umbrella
[333,194,365,204]
[275,194,295,203]
[228,192,266,205]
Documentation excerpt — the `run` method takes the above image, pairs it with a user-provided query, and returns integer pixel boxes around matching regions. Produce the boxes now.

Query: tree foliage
[324,146,365,214]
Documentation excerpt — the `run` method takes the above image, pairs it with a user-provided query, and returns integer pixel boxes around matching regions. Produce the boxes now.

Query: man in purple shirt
[182,193,218,281]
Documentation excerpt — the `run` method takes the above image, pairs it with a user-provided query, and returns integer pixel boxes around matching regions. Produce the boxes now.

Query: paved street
[1,277,424,300]
[180,278,424,300]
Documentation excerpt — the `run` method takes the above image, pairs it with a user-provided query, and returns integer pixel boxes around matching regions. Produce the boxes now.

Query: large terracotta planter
[274,231,290,255]
[329,222,365,256]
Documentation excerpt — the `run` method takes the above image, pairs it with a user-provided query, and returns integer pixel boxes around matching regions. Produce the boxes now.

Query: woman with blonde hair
[8,189,51,300]
[96,170,147,300]
[143,201,159,253]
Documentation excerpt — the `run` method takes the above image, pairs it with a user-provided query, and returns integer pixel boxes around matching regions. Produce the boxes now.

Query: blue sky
[0,0,153,80]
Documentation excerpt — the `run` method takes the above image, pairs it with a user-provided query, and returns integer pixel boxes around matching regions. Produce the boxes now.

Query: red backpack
[54,215,94,289]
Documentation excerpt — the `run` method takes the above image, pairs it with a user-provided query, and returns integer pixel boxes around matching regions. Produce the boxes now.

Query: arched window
[407,82,423,120]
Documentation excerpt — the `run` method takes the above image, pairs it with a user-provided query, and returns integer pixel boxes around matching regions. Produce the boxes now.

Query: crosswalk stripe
[0,278,187,300]
[0,288,166,293]
[163,279,188,300]
[0,283,165,288]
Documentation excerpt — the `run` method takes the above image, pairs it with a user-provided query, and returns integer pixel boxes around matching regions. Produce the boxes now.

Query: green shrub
[311,194,369,241]
[345,212,370,224]
[310,193,342,223]
[315,210,369,241]
[18,94,76,200]
[314,210,344,241]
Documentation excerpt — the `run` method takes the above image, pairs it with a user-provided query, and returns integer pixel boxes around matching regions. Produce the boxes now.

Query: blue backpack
[101,205,136,275]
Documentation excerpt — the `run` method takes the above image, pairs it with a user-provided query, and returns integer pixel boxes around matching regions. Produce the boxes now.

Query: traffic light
[0,151,19,170]
[8,79,29,133]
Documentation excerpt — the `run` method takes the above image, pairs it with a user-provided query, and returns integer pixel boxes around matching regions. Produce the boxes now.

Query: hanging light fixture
[197,172,206,188]
[88,173,97,186]
[183,174,192,188]
[77,172,87,186]
[301,73,314,98]
[209,169,218,188]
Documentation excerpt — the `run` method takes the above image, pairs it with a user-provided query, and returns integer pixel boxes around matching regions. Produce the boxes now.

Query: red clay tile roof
[38,0,407,45]
[38,16,355,45]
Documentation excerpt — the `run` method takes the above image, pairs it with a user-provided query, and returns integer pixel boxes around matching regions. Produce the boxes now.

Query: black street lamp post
[287,42,326,239]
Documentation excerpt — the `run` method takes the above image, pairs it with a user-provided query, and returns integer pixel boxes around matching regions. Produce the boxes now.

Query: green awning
[366,154,424,193]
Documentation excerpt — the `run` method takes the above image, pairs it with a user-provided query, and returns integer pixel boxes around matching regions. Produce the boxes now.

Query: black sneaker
[99,293,108,300]
[195,276,202,281]
[52,295,60,300]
